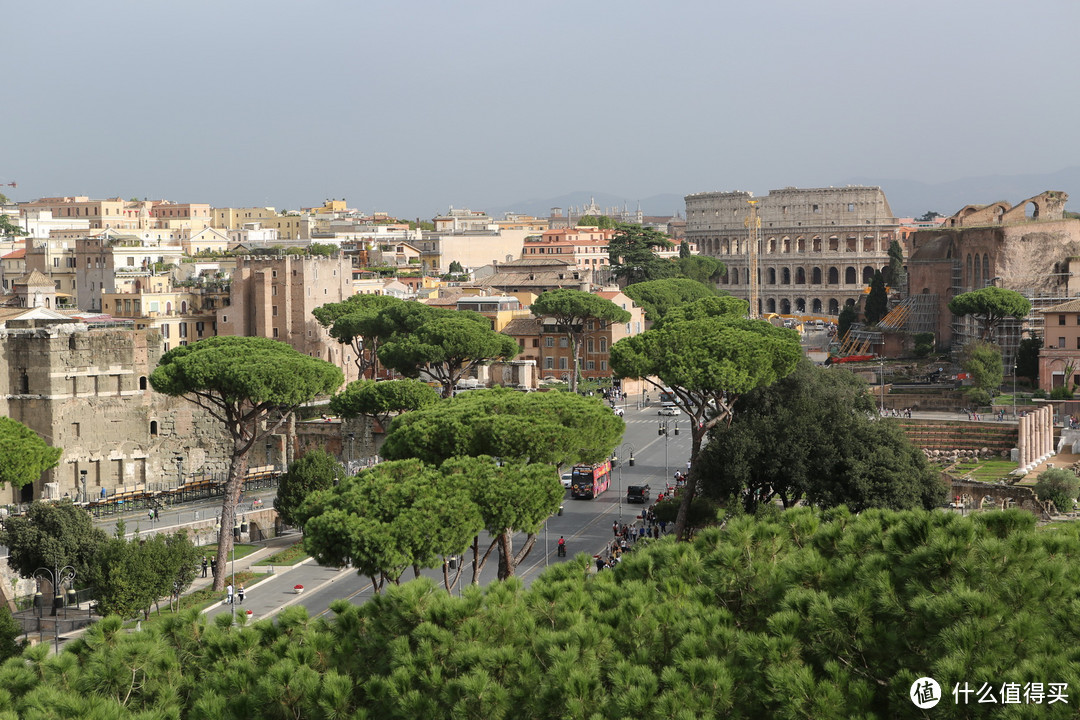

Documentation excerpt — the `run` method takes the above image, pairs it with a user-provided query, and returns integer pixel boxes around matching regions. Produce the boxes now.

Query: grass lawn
[121,569,268,632]
[253,542,309,567]
[195,543,259,563]
[950,457,1019,482]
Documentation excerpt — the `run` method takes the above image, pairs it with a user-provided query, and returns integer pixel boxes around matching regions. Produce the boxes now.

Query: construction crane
[744,199,761,318]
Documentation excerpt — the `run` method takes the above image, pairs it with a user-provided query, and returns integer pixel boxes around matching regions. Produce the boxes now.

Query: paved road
[206,400,693,622]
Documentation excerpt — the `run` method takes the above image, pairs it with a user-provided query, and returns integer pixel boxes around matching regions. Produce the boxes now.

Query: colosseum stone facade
[684,186,898,318]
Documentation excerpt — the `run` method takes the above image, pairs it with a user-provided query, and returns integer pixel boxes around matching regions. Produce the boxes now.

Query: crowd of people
[593,509,671,571]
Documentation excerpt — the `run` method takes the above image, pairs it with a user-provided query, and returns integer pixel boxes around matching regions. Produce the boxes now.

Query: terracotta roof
[1,249,26,260]
[501,317,543,336]
[1041,299,1080,314]
[15,269,54,287]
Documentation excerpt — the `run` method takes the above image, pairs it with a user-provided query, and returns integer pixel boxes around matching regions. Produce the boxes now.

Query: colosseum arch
[829,298,839,314]
[795,298,806,312]
[767,238,776,254]
[796,237,805,253]
[795,267,805,284]
[812,237,822,252]
[862,236,874,252]
[782,268,791,284]
[845,267,857,284]
[766,298,776,313]
[767,268,776,284]
[782,237,791,253]
[812,298,822,313]
[812,267,822,284]
[828,267,839,284]
[829,237,840,251]
[780,299,791,314]
[721,239,730,254]
[862,266,874,284]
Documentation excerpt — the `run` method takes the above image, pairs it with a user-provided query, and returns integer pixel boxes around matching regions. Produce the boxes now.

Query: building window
[150,421,158,436]
[599,338,607,353]
[587,339,594,352]
[545,337,554,347]
[600,361,607,371]
[558,337,568,348]
[544,357,553,369]
[531,339,539,347]
[559,358,568,370]
[272,306,278,316]
[1059,314,1066,325]
[1059,337,1066,348]
[587,360,595,370]
[273,328,279,338]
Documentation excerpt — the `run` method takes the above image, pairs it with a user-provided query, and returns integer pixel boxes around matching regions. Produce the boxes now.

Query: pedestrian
[659,519,667,534]
[595,556,605,572]
[210,557,217,579]
[148,509,154,522]
[201,556,208,578]
[226,583,234,605]
[237,584,245,605]
[686,460,691,472]
[612,520,619,537]
[154,507,160,521]
[653,526,660,539]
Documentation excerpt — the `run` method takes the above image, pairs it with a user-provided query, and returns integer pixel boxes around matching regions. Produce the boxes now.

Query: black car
[626,484,650,503]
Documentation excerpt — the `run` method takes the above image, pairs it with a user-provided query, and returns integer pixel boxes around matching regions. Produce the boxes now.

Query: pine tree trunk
[212,439,248,592]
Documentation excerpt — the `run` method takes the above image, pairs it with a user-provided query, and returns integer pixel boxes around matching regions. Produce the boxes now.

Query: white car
[560,472,573,488]
[658,405,680,416]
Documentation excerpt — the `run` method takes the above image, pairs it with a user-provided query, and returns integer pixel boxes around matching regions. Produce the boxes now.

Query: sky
[4,0,1079,219]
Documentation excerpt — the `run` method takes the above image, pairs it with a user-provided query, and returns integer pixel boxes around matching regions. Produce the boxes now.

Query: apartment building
[102,272,227,353]
[218,254,357,384]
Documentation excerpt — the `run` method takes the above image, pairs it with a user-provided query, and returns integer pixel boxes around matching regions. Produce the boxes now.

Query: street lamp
[1013,361,1018,420]
[34,565,75,654]
[879,361,885,415]
[174,456,183,488]
[618,442,635,520]
[658,421,670,483]
[79,469,87,504]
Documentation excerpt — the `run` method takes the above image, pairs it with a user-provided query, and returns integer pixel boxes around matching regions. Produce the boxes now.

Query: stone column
[1021,414,1031,467]
[1046,406,1055,457]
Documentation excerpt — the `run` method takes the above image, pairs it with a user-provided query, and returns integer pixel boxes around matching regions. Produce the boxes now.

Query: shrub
[1050,386,1073,400]
[1033,388,1047,399]
[1033,467,1079,512]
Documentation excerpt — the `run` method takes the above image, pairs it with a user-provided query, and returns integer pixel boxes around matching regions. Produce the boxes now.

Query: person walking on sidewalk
[237,584,245,605]
[201,556,208,578]
[226,583,234,605]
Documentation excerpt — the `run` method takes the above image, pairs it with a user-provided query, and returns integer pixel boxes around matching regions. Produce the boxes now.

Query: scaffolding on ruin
[877,293,940,336]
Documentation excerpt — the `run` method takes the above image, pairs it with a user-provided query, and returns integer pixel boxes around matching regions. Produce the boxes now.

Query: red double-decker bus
[570,460,612,500]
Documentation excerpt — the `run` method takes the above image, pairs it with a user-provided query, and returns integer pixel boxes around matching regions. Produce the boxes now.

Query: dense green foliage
[0,500,106,581]
[1033,467,1079,512]
[88,524,201,619]
[0,608,24,663]
[675,254,725,285]
[329,378,439,431]
[576,214,616,229]
[607,223,676,284]
[312,294,404,377]
[1016,336,1043,383]
[0,416,62,489]
[529,289,631,391]
[948,287,1032,342]
[380,388,623,468]
[838,302,858,337]
[611,309,802,538]
[961,341,1004,398]
[150,336,343,589]
[4,508,1079,718]
[378,314,518,398]
[274,449,346,528]
[300,458,483,588]
[697,360,948,512]
[913,331,935,357]
[447,260,464,273]
[0,213,27,239]
[864,269,888,323]
[621,277,721,322]
[887,239,907,290]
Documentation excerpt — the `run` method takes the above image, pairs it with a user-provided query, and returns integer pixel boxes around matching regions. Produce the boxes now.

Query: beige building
[0,312,230,505]
[102,272,227,353]
[75,232,186,311]
[218,254,357,384]
[685,186,898,317]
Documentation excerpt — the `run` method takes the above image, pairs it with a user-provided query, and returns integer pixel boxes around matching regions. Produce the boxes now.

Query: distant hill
[490,168,1080,222]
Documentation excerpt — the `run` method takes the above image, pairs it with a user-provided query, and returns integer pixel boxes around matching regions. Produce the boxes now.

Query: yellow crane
[744,199,760,318]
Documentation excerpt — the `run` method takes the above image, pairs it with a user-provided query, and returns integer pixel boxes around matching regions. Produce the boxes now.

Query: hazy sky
[4,0,1078,218]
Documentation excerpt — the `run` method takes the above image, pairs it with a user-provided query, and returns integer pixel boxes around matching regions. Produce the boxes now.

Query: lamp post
[658,421,670,482]
[879,360,885,415]
[618,442,635,520]
[174,456,183,488]
[79,469,87,504]
[1013,361,1018,420]
[34,565,75,654]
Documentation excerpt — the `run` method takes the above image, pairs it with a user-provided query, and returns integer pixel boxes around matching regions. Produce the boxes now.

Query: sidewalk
[202,552,347,622]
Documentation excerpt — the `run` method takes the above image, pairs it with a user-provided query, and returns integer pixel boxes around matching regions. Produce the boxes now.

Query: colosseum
[684,186,898,317]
